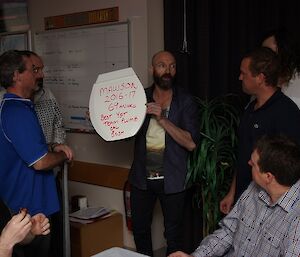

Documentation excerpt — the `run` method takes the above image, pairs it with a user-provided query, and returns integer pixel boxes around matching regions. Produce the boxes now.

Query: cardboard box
[70,213,123,257]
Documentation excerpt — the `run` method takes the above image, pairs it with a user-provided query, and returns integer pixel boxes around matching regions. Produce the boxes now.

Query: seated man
[170,134,300,257]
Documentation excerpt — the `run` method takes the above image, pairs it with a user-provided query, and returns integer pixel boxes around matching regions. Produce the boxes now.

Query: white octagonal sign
[89,67,147,141]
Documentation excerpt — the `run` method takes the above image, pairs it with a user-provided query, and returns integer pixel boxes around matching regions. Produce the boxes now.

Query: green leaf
[186,94,242,236]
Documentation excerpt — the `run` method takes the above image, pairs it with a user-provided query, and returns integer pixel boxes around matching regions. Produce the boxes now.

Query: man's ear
[149,65,154,75]
[257,72,265,85]
[12,70,19,84]
[265,171,275,184]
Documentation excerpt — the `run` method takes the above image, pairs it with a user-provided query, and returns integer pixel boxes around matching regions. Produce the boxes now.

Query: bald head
[151,51,176,90]
[152,51,175,66]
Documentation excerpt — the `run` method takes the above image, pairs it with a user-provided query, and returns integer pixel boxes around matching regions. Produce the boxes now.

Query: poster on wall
[0,1,29,33]
[0,31,29,54]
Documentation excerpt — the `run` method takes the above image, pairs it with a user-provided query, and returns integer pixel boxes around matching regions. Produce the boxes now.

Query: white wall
[28,0,165,251]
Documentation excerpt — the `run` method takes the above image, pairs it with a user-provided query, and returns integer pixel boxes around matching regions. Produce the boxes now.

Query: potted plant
[186,94,242,237]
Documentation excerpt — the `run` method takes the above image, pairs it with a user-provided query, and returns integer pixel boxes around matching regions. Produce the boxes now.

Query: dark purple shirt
[129,85,200,194]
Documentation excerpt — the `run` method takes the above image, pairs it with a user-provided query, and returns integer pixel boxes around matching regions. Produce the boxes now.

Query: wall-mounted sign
[0,1,29,33]
[89,68,147,141]
[0,31,29,55]
[44,7,119,30]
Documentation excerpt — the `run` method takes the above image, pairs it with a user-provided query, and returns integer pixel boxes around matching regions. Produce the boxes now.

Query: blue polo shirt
[0,93,59,216]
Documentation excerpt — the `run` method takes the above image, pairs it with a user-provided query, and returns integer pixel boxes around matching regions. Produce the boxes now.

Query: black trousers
[50,176,64,257]
[131,180,186,257]
[24,175,63,257]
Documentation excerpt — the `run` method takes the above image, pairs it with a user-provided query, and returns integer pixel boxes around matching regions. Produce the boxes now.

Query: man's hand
[220,191,234,214]
[31,214,50,236]
[220,174,236,214]
[52,144,74,161]
[33,143,74,170]
[146,102,164,121]
[0,210,32,249]
[168,251,192,257]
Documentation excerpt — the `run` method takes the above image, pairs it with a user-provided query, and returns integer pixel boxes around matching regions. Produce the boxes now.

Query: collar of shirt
[258,179,300,212]
[33,88,46,102]
[3,93,33,108]
[249,88,282,112]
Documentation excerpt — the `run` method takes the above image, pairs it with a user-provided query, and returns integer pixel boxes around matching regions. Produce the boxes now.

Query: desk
[91,247,148,257]
[70,213,123,257]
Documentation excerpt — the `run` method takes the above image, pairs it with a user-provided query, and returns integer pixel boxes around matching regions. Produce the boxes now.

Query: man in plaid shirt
[170,134,300,257]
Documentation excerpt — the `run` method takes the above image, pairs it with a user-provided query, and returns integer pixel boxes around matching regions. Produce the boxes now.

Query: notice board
[0,31,30,55]
[34,22,129,132]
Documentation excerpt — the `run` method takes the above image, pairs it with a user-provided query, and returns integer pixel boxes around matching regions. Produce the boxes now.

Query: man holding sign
[129,51,200,256]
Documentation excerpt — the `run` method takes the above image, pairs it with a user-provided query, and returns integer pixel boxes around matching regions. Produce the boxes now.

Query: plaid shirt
[34,87,66,144]
[193,181,300,257]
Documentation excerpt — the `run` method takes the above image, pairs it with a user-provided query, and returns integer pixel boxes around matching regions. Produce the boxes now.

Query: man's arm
[190,199,242,257]
[32,144,73,171]
[158,118,196,151]
[147,97,199,151]
[220,173,236,214]
[283,216,300,257]
[169,251,192,257]
[191,227,233,257]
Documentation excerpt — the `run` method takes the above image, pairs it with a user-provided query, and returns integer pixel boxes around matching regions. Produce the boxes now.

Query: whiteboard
[34,22,129,132]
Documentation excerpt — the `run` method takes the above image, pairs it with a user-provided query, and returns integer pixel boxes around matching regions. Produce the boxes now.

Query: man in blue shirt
[0,50,73,257]
[169,135,300,257]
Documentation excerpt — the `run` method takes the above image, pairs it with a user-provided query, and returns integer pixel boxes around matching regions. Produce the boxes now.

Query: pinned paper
[89,68,147,141]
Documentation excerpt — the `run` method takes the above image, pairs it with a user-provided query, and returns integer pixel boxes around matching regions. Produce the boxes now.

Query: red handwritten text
[108,102,136,112]
[100,83,137,96]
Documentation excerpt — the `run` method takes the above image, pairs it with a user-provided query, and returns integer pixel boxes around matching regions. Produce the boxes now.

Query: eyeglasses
[32,66,43,74]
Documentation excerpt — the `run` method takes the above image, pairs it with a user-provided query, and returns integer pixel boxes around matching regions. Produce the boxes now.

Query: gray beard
[153,74,174,90]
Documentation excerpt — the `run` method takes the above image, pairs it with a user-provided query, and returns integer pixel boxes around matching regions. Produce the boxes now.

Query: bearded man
[128,51,200,256]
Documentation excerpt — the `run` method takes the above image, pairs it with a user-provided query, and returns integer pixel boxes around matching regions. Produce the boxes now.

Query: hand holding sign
[89,68,147,141]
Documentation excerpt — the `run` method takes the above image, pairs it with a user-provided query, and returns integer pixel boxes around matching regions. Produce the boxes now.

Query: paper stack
[69,206,111,224]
